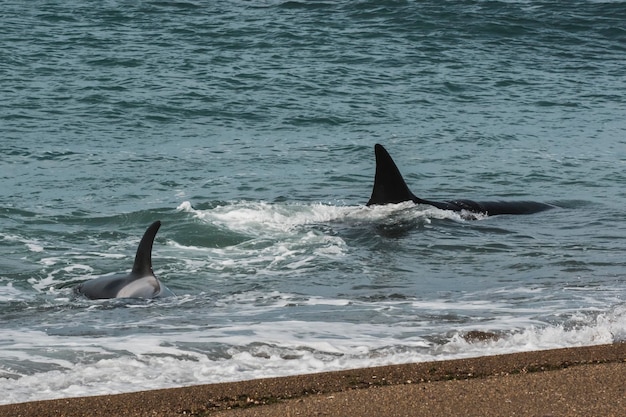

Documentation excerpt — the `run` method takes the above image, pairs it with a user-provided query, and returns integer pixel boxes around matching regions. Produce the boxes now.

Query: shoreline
[2,342,625,416]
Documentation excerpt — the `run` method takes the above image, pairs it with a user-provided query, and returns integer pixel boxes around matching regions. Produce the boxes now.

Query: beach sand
[2,342,624,417]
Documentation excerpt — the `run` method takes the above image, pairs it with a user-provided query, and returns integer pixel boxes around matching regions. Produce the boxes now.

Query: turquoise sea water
[1,0,626,404]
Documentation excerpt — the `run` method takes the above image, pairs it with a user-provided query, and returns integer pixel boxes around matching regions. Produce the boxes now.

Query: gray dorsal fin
[366,144,420,206]
[131,221,161,275]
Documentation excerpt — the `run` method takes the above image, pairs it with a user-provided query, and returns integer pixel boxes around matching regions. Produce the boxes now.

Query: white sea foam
[1,304,624,405]
[1,233,45,253]
[175,201,363,275]
[176,200,462,235]
[28,263,94,293]
[173,200,466,276]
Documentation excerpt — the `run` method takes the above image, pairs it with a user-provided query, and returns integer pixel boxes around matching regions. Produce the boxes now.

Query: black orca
[75,221,174,299]
[366,144,553,216]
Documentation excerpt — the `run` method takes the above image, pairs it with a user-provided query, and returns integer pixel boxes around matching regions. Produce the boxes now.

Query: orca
[75,221,174,299]
[366,144,553,216]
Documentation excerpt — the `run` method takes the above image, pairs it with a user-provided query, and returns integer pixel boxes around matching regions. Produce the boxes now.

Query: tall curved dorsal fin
[131,221,161,275]
[366,144,419,206]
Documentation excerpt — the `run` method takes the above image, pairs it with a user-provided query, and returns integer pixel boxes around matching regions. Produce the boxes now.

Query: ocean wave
[1,304,623,404]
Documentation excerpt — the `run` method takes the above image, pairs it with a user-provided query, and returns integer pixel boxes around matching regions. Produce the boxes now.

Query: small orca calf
[366,144,553,216]
[75,221,174,299]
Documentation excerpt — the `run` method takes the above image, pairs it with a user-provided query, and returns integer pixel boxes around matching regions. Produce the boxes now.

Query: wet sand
[2,342,624,417]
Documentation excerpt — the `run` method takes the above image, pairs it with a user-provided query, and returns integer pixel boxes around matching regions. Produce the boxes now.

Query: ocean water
[1,0,626,405]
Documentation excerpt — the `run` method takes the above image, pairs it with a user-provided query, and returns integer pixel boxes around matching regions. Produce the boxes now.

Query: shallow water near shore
[1,0,626,404]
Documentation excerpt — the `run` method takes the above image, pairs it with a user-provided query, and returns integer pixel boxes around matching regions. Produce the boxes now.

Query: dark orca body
[75,221,174,299]
[366,144,553,216]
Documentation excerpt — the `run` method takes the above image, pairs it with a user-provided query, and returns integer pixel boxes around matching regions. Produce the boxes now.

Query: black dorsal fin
[366,144,420,206]
[131,221,161,275]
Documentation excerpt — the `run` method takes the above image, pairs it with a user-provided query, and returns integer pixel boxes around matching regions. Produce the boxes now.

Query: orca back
[76,221,174,299]
[366,144,554,216]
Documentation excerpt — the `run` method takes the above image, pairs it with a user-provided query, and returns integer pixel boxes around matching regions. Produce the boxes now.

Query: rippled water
[1,0,626,404]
